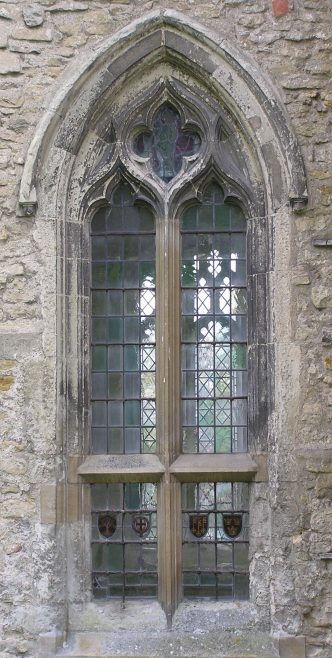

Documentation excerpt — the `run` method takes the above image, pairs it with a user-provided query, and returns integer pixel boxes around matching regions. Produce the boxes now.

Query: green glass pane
[138,206,155,231]
[125,428,140,453]
[232,315,247,342]
[182,428,197,452]
[124,207,140,232]
[140,236,155,259]
[108,401,123,427]
[234,573,249,599]
[106,207,123,233]
[124,345,139,371]
[124,400,140,427]
[231,289,247,314]
[215,205,230,230]
[108,291,123,316]
[124,236,139,260]
[92,291,107,316]
[182,400,196,426]
[234,543,249,570]
[183,544,198,570]
[92,318,107,342]
[217,573,233,598]
[182,316,197,342]
[124,373,140,398]
[230,206,246,230]
[92,346,107,371]
[181,261,197,287]
[91,208,106,233]
[92,236,106,260]
[204,183,224,204]
[140,262,155,286]
[216,483,232,508]
[231,260,246,287]
[200,543,215,571]
[124,290,139,315]
[231,234,246,258]
[231,344,247,370]
[91,483,108,510]
[92,373,107,399]
[182,371,196,397]
[197,234,212,258]
[125,483,140,510]
[92,428,107,454]
[216,427,231,452]
[182,345,196,371]
[92,402,107,426]
[123,262,139,287]
[108,373,123,399]
[142,544,157,571]
[182,483,196,509]
[107,263,122,288]
[107,235,122,260]
[108,428,123,453]
[109,544,124,571]
[181,206,197,231]
[217,543,233,570]
[108,346,123,371]
[124,318,139,343]
[213,234,230,257]
[112,183,132,206]
[197,205,213,229]
[108,318,123,343]
[182,234,197,258]
[92,264,106,287]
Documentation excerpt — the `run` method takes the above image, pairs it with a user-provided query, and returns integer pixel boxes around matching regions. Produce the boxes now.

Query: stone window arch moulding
[19,9,309,653]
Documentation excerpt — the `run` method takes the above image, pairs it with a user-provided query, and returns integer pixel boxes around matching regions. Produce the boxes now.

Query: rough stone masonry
[0,1,331,658]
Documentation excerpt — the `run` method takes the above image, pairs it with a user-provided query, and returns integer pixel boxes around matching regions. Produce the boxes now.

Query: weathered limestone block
[0,51,21,74]
[47,1,88,11]
[311,285,332,309]
[11,27,52,41]
[23,4,44,27]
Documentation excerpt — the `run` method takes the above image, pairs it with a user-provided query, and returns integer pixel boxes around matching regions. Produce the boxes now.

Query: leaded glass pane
[92,483,157,598]
[182,482,249,599]
[90,184,156,454]
[133,104,201,182]
[181,184,247,453]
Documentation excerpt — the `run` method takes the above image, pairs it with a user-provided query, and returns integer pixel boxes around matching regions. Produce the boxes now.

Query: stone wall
[0,2,331,658]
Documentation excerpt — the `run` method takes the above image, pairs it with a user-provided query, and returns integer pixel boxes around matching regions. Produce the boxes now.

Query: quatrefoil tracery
[133,104,201,183]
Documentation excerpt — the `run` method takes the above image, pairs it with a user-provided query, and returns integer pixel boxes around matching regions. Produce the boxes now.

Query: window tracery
[88,86,253,611]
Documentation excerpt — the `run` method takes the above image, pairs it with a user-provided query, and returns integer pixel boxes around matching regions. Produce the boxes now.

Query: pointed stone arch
[19,9,307,218]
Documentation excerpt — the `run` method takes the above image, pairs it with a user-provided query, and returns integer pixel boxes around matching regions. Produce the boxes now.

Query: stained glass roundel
[133,104,201,183]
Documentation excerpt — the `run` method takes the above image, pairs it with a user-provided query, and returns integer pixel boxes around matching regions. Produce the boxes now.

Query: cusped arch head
[18,9,308,219]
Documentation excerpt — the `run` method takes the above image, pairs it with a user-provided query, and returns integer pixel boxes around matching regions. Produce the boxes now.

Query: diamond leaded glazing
[181,184,248,453]
[133,104,201,182]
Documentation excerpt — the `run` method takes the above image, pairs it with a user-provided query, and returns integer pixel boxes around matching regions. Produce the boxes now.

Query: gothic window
[79,95,259,622]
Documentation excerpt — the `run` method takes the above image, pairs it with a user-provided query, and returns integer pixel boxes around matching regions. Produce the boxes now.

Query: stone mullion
[156,211,182,624]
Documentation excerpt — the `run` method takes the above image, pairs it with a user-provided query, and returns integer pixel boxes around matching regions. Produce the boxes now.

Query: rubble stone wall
[0,2,331,657]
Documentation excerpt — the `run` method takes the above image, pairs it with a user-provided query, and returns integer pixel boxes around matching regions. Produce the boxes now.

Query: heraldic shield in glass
[182,482,249,599]
[91,483,157,598]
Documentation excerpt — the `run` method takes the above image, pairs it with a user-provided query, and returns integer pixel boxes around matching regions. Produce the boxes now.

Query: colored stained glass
[182,482,249,599]
[134,104,201,182]
[91,483,157,598]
